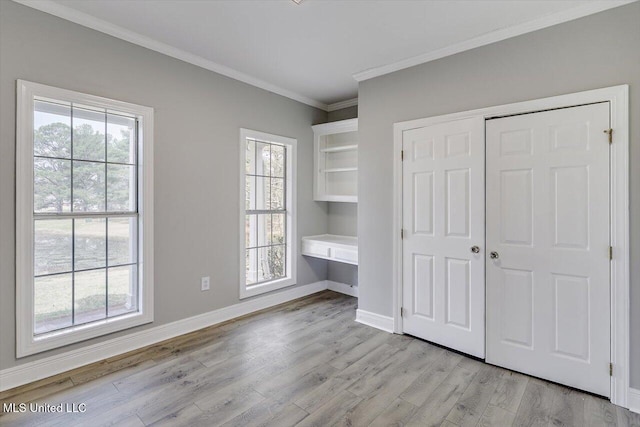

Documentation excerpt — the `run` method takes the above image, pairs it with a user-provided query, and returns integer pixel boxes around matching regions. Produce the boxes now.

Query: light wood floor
[1,291,638,427]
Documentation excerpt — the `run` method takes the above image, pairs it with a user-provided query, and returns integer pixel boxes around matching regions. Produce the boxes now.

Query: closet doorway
[392,86,629,403]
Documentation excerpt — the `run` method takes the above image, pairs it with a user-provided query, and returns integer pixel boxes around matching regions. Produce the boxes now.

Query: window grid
[33,99,140,335]
[245,138,287,286]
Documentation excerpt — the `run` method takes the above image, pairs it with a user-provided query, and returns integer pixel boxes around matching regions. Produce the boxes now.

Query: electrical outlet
[201,276,210,291]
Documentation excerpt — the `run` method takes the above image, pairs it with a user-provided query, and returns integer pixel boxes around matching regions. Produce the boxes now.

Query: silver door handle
[470,246,480,254]
[490,251,499,259]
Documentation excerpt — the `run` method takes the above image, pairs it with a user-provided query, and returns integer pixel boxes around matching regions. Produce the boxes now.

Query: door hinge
[609,246,613,260]
[401,229,404,239]
[604,129,613,144]
[401,307,406,317]
[401,150,404,161]
[610,363,613,376]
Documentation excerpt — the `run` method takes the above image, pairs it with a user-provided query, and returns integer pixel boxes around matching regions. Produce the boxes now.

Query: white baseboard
[629,387,640,414]
[0,281,328,392]
[355,309,394,333]
[327,280,358,298]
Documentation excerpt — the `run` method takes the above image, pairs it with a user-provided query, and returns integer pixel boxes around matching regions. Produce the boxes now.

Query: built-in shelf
[320,144,358,153]
[312,118,358,203]
[301,234,358,265]
[322,167,358,173]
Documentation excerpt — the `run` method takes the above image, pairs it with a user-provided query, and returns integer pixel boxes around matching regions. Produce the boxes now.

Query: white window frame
[16,80,154,357]
[239,128,297,299]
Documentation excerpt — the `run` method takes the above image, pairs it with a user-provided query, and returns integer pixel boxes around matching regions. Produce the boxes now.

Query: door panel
[500,169,533,245]
[486,102,610,397]
[445,169,469,237]
[445,257,470,329]
[500,268,533,348]
[413,172,434,235]
[413,254,434,319]
[402,117,485,358]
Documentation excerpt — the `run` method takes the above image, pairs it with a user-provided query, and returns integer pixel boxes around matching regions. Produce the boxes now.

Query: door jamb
[392,85,629,407]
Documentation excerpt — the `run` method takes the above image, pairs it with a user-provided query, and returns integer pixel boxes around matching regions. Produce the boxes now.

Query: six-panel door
[485,103,611,397]
[402,117,485,358]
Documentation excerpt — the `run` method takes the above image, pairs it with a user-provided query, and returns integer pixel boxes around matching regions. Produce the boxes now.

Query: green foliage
[34,122,133,212]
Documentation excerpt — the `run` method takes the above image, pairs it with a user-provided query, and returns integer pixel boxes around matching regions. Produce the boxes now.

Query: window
[240,129,296,298]
[16,81,154,356]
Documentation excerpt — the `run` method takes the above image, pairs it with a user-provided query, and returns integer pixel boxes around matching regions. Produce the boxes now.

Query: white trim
[327,281,358,298]
[239,128,297,299]
[311,118,358,134]
[355,309,394,333]
[353,1,635,82]
[11,0,635,107]
[11,0,328,111]
[327,98,358,112]
[629,388,640,414]
[392,123,404,335]
[15,80,154,357]
[0,280,328,392]
[392,85,630,408]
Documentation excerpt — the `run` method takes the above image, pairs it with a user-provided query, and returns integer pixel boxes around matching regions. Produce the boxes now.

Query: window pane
[107,164,135,211]
[35,219,72,276]
[270,178,284,210]
[108,217,137,266]
[256,142,270,176]
[270,144,285,178]
[107,114,135,164]
[269,245,285,279]
[74,218,106,271]
[255,176,269,210]
[108,265,137,317]
[245,175,256,211]
[271,213,285,245]
[34,101,71,159]
[257,214,269,247]
[73,107,105,162]
[34,274,72,334]
[245,215,257,249]
[258,246,272,283]
[246,249,257,285]
[245,139,255,175]
[34,158,71,213]
[74,269,106,325]
[73,161,105,212]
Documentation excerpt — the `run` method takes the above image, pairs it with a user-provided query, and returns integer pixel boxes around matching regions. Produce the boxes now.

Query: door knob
[490,251,499,259]
[470,246,480,254]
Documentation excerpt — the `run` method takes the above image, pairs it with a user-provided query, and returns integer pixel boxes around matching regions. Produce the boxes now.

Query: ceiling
[16,0,633,110]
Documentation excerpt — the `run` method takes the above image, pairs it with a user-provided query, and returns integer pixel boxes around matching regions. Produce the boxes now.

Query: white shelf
[301,234,358,265]
[322,167,358,173]
[312,118,358,203]
[320,144,358,153]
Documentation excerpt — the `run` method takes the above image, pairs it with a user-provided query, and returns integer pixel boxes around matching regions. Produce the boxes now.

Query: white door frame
[392,85,630,408]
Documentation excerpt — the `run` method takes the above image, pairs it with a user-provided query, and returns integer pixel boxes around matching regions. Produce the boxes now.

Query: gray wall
[326,107,359,287]
[358,3,640,387]
[327,105,358,123]
[0,1,329,370]
[328,203,358,287]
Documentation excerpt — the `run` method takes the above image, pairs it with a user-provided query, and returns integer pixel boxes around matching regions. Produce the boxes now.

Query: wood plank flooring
[1,291,638,426]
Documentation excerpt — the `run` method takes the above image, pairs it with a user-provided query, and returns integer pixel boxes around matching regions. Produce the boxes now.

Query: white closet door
[486,103,611,397]
[402,117,485,358]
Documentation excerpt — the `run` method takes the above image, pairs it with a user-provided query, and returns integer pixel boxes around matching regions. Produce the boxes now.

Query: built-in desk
[301,234,358,265]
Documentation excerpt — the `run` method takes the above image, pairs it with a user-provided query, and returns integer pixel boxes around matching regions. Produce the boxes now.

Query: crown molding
[353,0,636,82]
[327,98,358,112]
[11,0,329,111]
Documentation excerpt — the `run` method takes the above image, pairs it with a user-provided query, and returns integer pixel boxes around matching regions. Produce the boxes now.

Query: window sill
[17,310,153,358]
[240,277,296,299]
